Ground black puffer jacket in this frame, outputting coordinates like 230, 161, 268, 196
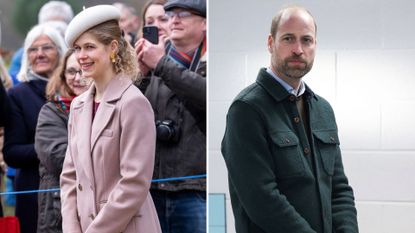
35, 101, 68, 233
136, 54, 206, 191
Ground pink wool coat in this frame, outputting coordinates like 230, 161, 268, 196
60, 75, 161, 233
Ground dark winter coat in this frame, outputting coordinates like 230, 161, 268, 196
3, 78, 47, 233
35, 101, 68, 233
136, 54, 206, 191
0, 80, 7, 127
0, 79, 6, 218
222, 68, 358, 233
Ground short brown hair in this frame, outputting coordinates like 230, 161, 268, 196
270, 6, 317, 39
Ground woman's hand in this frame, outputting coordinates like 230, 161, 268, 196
135, 36, 167, 71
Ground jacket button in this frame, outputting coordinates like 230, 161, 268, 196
293, 117, 300, 123
78, 184, 83, 191
304, 147, 310, 154
89, 214, 95, 220
289, 95, 296, 102
284, 138, 290, 144
330, 137, 335, 142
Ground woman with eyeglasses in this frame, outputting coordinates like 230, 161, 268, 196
34, 49, 92, 233
3, 24, 66, 233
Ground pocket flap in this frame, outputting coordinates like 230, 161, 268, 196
271, 131, 299, 147
101, 129, 113, 137
313, 130, 339, 145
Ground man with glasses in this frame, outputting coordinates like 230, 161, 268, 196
134, 0, 206, 232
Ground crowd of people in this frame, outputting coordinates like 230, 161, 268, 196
0, 0, 206, 233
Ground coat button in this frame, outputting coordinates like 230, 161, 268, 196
78, 184, 83, 191
89, 214, 95, 220
330, 136, 335, 142
293, 117, 300, 123
304, 147, 310, 154
284, 138, 290, 144
289, 95, 296, 102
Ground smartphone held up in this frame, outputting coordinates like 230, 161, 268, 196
143, 26, 159, 44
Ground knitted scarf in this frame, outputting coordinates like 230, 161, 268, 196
167, 36, 206, 71
52, 93, 75, 114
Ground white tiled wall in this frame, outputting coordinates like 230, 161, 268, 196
208, 0, 415, 232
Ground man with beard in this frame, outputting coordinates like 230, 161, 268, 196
221, 6, 359, 233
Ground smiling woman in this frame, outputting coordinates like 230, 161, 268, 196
60, 5, 161, 233
27, 37, 59, 78
139, 0, 170, 40
17, 25, 66, 82
34, 48, 92, 233
3, 24, 67, 233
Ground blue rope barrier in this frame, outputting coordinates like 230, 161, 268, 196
0, 188, 61, 195
0, 174, 206, 196
151, 174, 206, 183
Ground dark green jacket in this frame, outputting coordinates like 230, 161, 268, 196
221, 68, 358, 233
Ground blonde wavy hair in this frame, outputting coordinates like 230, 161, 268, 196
87, 20, 138, 79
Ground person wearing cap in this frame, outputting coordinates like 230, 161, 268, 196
60, 5, 161, 233
134, 0, 206, 232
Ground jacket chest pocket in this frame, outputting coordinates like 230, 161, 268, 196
313, 130, 340, 176
270, 131, 305, 179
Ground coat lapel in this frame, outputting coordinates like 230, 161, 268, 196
90, 75, 132, 151
90, 102, 115, 151
73, 85, 95, 183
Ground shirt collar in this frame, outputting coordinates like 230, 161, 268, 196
266, 67, 305, 97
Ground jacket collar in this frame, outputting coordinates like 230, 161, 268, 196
76, 74, 132, 105
27, 70, 49, 82
26, 79, 48, 102
71, 75, 132, 183
256, 67, 316, 102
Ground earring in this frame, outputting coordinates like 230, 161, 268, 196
110, 52, 116, 63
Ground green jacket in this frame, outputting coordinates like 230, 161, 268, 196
221, 68, 358, 233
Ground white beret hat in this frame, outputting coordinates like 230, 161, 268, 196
65, 5, 120, 47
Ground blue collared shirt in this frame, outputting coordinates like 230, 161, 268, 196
266, 67, 305, 97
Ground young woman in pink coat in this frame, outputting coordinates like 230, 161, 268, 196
60, 5, 161, 233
